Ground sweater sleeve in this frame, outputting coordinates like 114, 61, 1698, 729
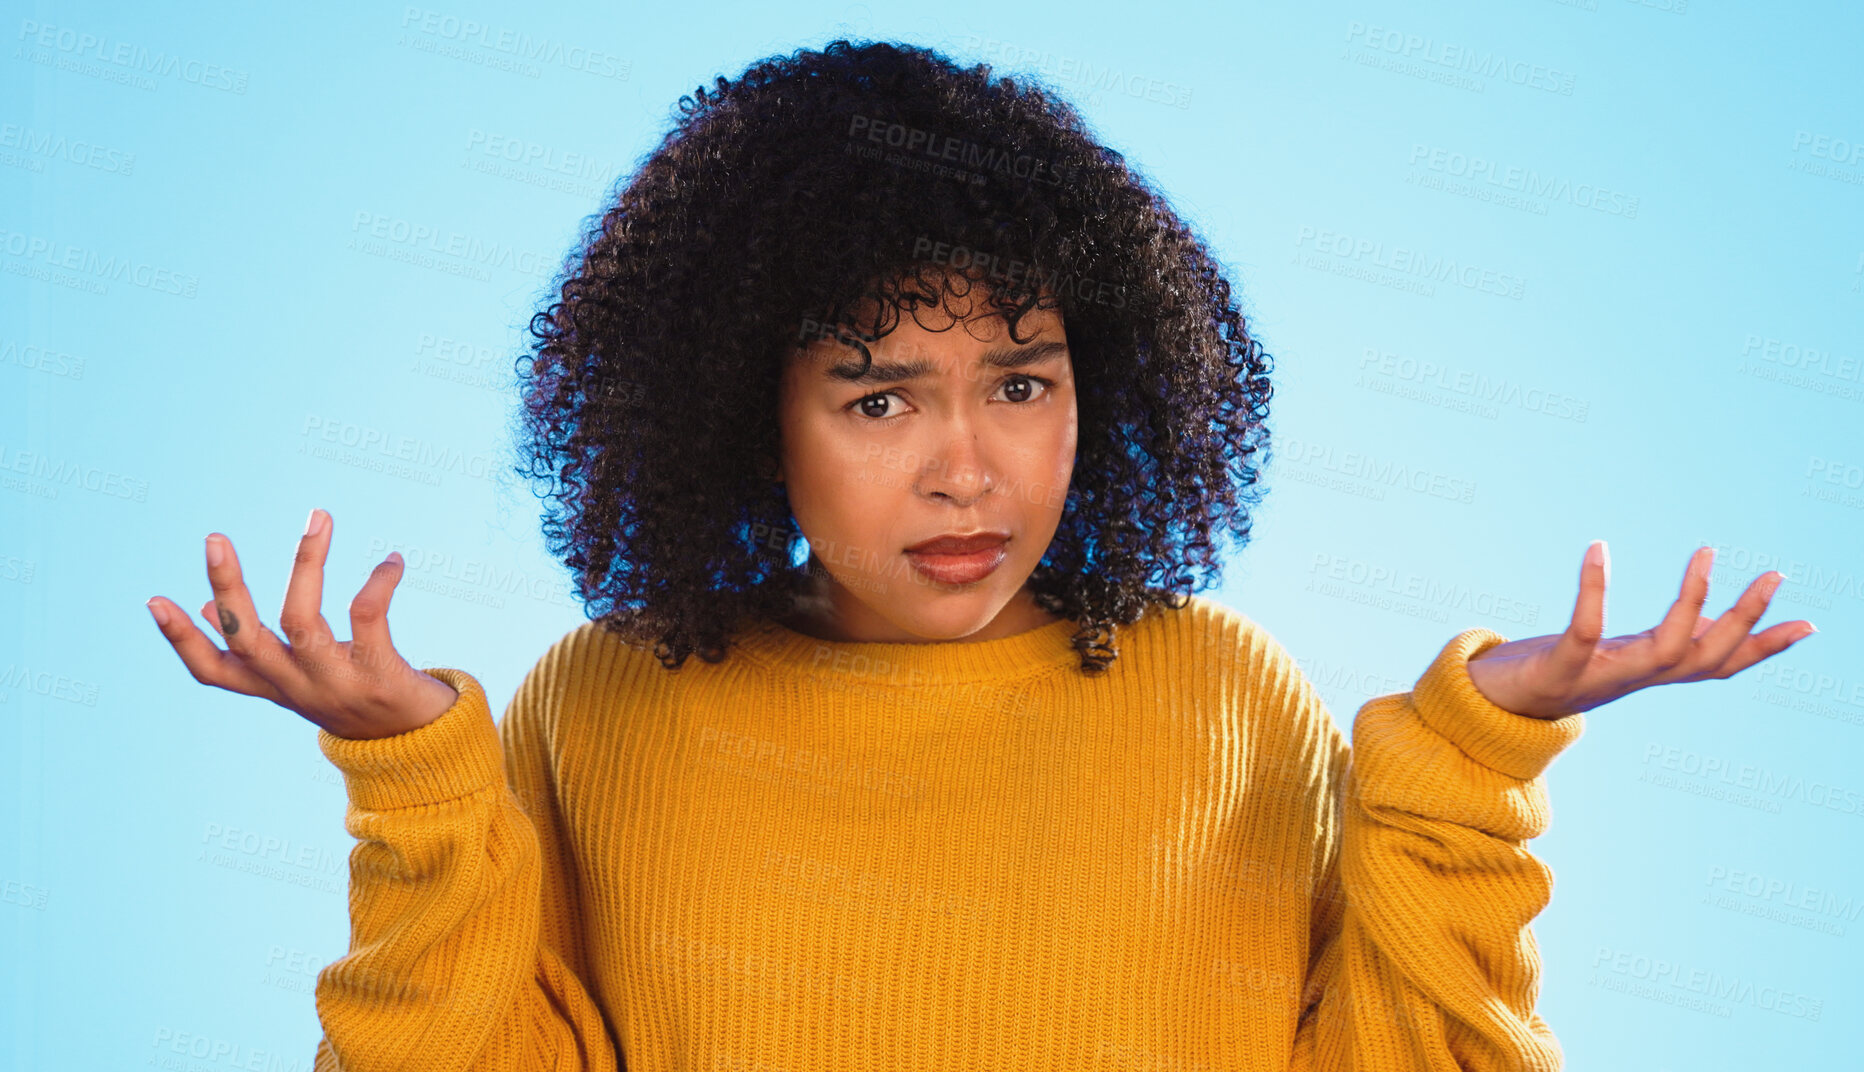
310, 661, 621, 1072
1284, 628, 1586, 1072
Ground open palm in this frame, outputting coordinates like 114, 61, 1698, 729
1465, 541, 1817, 720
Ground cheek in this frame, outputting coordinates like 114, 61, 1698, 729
1029, 412, 1076, 517
820, 426, 914, 498
1053, 420, 1078, 469
1031, 410, 1077, 481
785, 422, 899, 529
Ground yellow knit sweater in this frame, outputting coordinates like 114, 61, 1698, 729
311, 594, 1585, 1071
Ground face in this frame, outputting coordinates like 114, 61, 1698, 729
775, 283, 1077, 643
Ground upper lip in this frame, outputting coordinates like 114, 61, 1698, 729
905, 530, 1010, 555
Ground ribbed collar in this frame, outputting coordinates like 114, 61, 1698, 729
730, 614, 1086, 686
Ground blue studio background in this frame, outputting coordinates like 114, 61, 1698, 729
5, 1, 1862, 1067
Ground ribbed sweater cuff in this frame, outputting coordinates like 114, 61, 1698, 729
315, 668, 504, 810
1413, 629, 1586, 782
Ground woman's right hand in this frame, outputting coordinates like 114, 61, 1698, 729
146, 508, 461, 741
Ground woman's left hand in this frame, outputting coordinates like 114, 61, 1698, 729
1465, 541, 1818, 720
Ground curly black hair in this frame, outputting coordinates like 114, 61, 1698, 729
511, 38, 1277, 674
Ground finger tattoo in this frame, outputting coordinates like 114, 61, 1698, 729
218, 605, 240, 636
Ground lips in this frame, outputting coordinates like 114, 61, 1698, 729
904, 536, 1009, 586
904, 532, 1010, 555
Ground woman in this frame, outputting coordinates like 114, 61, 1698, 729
146, 39, 1812, 1071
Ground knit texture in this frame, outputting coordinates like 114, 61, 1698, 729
311, 594, 1585, 1071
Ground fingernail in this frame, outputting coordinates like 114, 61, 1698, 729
1585, 541, 1603, 567
206, 535, 225, 567
1805, 623, 1818, 634
146, 599, 167, 627
304, 508, 323, 537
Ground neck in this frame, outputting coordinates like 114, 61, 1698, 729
776, 567, 1063, 644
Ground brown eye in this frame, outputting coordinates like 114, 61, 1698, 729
851, 392, 905, 422
997, 375, 1052, 404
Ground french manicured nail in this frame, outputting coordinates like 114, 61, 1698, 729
206, 535, 225, 567
146, 599, 167, 627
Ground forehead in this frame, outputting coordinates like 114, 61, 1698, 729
790, 295, 1067, 378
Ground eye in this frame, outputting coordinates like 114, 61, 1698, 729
848, 391, 908, 423
844, 374, 1056, 424
996, 374, 1053, 404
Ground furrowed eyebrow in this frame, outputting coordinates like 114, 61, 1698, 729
823, 339, 1070, 385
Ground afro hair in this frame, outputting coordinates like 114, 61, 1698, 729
512, 38, 1277, 673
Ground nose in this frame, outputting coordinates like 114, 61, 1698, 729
912, 425, 996, 506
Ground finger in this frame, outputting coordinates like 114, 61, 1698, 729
204, 532, 309, 693
147, 595, 289, 702
350, 551, 408, 680
1683, 568, 1785, 676
1647, 545, 1714, 669
278, 508, 337, 661
1705, 619, 1818, 680
1545, 539, 1608, 683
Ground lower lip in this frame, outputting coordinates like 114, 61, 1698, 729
905, 542, 1008, 586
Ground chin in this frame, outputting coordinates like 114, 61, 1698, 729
893, 592, 1011, 638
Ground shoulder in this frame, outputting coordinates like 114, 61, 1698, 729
1129, 591, 1282, 676
506, 617, 666, 730
1140, 594, 1340, 738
